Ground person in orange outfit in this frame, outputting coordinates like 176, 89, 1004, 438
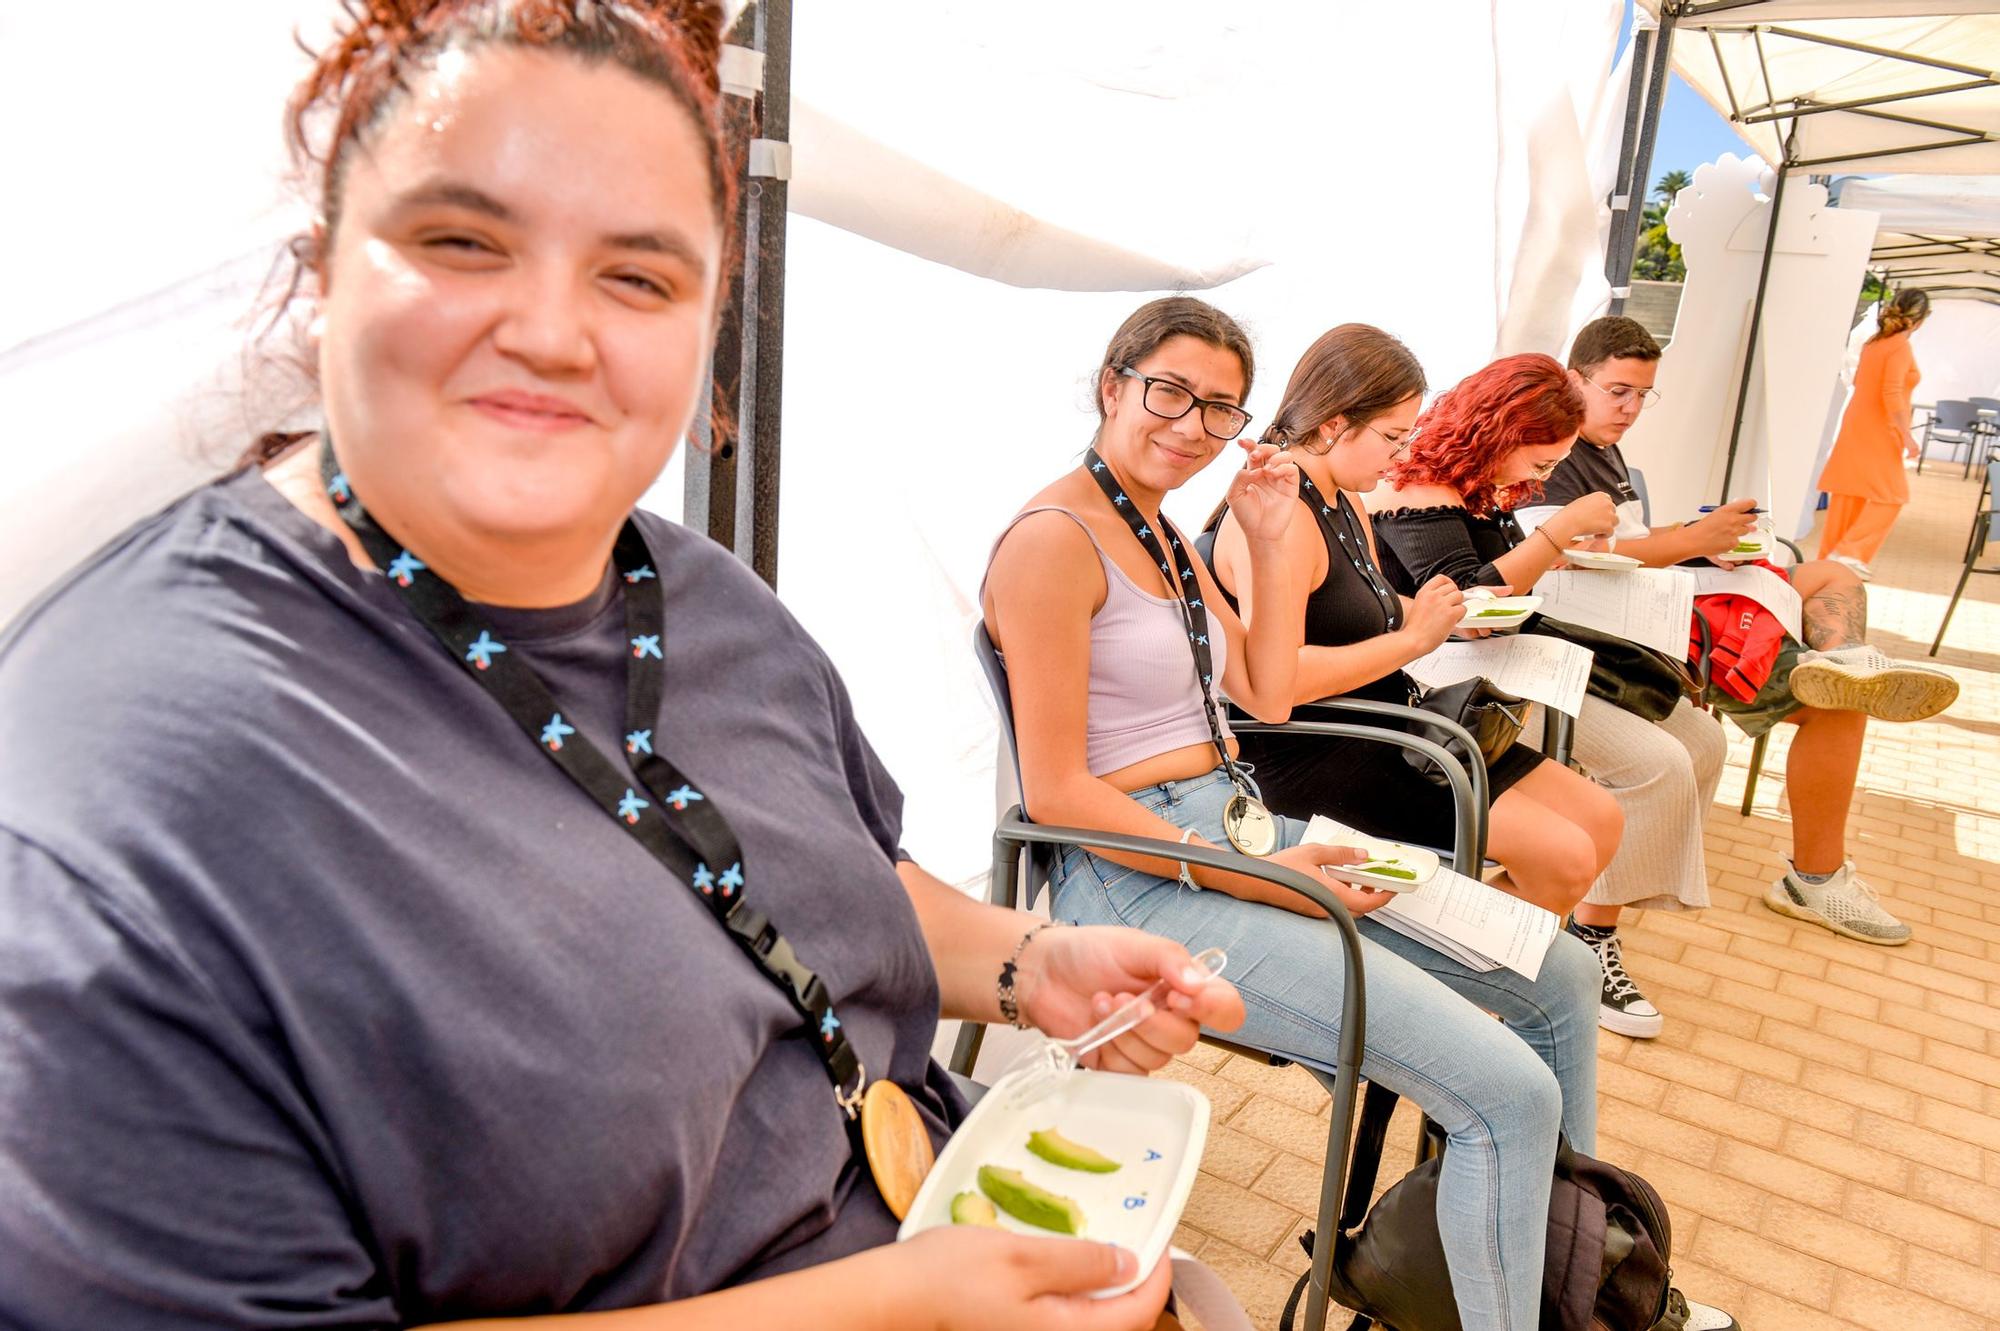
1817, 288, 1929, 579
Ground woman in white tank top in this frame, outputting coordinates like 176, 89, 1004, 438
982, 299, 1608, 1331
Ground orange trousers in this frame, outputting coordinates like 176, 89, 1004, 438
1817, 493, 1904, 564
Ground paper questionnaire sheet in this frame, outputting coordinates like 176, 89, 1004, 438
1405, 634, 1594, 719
1303, 816, 1560, 980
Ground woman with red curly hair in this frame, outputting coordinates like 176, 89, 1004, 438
1370, 354, 1729, 1041
0, 4, 1245, 1328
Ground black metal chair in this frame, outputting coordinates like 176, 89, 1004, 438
1931, 460, 2000, 655
1918, 399, 1983, 476
960, 621, 1476, 1331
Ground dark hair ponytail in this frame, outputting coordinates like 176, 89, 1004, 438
1872, 288, 1930, 341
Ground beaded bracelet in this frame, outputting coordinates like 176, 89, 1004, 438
997, 920, 1065, 1028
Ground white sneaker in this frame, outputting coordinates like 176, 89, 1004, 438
1828, 553, 1873, 580
1791, 645, 1958, 722
1681, 1295, 1741, 1330
1764, 861, 1913, 946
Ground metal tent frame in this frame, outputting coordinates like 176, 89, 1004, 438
687, 0, 794, 589
1608, 2, 2000, 499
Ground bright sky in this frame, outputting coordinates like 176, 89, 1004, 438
1615, 4, 1762, 201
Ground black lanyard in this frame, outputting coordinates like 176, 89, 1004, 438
1293, 470, 1402, 633
1082, 448, 1245, 788
318, 441, 867, 1116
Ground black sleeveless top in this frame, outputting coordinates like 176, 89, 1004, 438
1212, 481, 1412, 706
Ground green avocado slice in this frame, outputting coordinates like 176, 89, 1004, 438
977, 1165, 1087, 1235
1026, 1127, 1122, 1174
950, 1190, 1001, 1227
1357, 862, 1418, 880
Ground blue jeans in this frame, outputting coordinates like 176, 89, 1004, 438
1050, 769, 1599, 1331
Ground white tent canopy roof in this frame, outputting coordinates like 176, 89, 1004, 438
1644, 1, 2000, 173
1831, 172, 2000, 299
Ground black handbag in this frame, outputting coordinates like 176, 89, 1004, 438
1403, 676, 1529, 787
1525, 617, 1692, 724
1282, 1086, 1685, 1331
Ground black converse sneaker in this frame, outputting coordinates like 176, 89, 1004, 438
1567, 920, 1663, 1038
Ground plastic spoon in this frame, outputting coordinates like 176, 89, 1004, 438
1002, 947, 1228, 1108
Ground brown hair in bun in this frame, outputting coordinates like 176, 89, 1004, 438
289, 0, 735, 254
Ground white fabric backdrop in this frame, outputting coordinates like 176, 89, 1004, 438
1, 1, 1630, 887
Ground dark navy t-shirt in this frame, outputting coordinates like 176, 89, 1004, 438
0, 468, 963, 1327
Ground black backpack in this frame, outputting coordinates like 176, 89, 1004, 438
1282, 1083, 1685, 1331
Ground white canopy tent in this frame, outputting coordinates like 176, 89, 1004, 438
1, 1, 1636, 889
1833, 172, 2000, 302
1603, 3, 2000, 528
1649, 2, 2000, 174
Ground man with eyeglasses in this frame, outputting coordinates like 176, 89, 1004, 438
1514, 317, 1958, 1039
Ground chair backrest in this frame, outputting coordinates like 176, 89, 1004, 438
1627, 464, 1652, 524
1935, 399, 1979, 431
1969, 397, 2000, 415
1192, 525, 1220, 575
973, 621, 1025, 798
971, 621, 1054, 910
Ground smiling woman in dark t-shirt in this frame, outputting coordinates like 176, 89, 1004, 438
0, 7, 1244, 1329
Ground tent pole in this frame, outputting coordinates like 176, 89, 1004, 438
742, 0, 791, 588
1719, 126, 1797, 503
1606, 4, 1678, 314
692, 0, 792, 590
1603, 23, 1652, 310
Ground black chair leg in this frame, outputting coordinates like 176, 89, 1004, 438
1742, 731, 1770, 816
1931, 561, 1977, 655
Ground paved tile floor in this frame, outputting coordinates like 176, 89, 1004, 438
1172, 464, 2000, 1330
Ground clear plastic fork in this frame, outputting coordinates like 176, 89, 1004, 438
1001, 947, 1228, 1108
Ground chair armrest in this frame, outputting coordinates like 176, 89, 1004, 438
1776, 536, 1804, 565
1690, 609, 1714, 692
1231, 718, 1485, 868
1292, 698, 1492, 843
970, 808, 1373, 1331
963, 809, 1370, 1080
1540, 708, 1575, 768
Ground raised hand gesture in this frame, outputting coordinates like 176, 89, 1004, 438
1225, 440, 1301, 545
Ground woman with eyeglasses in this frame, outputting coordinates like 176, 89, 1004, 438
1206, 326, 1621, 916
983, 301, 1607, 1331
1368, 354, 1728, 958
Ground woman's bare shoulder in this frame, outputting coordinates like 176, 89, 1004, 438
1365, 481, 1464, 514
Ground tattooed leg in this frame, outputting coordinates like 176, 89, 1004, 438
1793, 561, 1868, 649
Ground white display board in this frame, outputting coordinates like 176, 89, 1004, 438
1617, 155, 1876, 544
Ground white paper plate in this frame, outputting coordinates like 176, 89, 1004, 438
897, 1066, 1209, 1297
1563, 549, 1643, 571
1457, 593, 1541, 627
1331, 835, 1441, 892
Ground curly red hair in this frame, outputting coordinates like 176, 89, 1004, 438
1386, 353, 1585, 516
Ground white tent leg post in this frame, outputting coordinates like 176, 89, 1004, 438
1720, 124, 1799, 504
1605, 4, 1679, 314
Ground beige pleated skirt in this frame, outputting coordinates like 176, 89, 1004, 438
1526, 695, 1726, 911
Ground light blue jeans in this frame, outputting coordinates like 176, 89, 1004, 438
1050, 769, 1599, 1331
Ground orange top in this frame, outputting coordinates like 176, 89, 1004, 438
1819, 331, 1918, 504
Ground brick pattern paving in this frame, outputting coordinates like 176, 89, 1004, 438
1174, 465, 2000, 1330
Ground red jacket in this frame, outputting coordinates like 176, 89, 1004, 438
1689, 560, 1792, 704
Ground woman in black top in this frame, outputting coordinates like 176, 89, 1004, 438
1370, 354, 1742, 1049
1210, 328, 1619, 914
